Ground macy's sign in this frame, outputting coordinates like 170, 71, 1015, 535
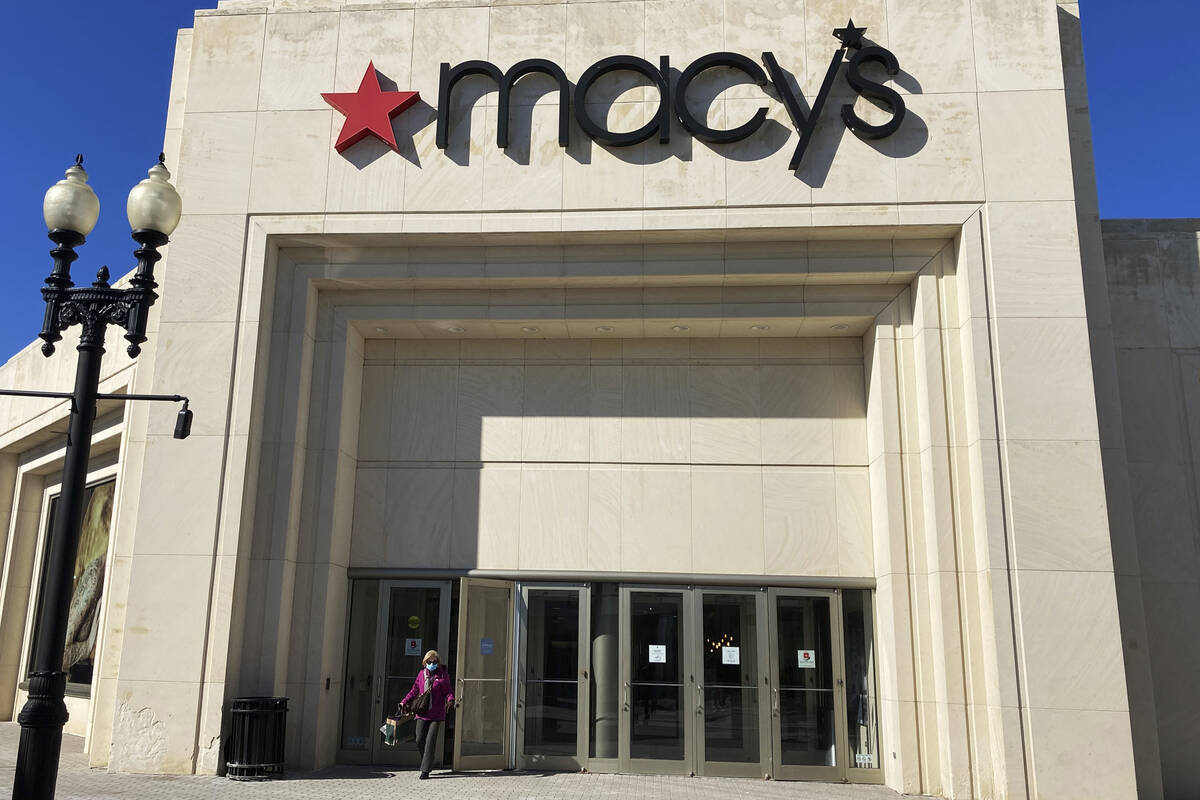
322, 19, 907, 172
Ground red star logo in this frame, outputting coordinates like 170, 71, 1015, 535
322, 62, 420, 153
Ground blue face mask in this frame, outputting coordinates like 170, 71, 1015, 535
425, 662, 438, 672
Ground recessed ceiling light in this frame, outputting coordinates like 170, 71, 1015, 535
446, 326, 466, 334
521, 326, 540, 333
671, 325, 690, 333
595, 325, 614, 333
750, 324, 770, 332
831, 323, 849, 331
374, 326, 388, 334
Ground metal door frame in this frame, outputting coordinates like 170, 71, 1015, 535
336, 579, 382, 766
514, 583, 591, 771
766, 587, 847, 782
691, 586, 770, 779
372, 580, 453, 766
452, 577, 515, 772
618, 584, 695, 776
842, 589, 886, 784
335, 579, 452, 766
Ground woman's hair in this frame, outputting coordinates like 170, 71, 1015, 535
422, 650, 441, 665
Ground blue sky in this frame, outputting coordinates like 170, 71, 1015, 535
0, 1, 1195, 366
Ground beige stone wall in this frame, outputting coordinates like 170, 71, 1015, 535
1101, 219, 1200, 800
0, 0, 1145, 798
353, 338, 870, 576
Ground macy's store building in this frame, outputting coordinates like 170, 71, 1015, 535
1, 1, 1198, 798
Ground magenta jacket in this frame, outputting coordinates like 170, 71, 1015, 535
400, 666, 455, 721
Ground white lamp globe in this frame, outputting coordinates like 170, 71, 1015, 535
43, 157, 100, 236
126, 158, 182, 236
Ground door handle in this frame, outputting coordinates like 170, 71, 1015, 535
457, 678, 464, 708
772, 687, 779, 713
624, 681, 630, 709
697, 684, 704, 715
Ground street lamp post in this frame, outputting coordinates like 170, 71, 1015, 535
12, 154, 182, 800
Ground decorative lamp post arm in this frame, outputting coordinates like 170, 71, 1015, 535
37, 232, 167, 360
39, 231, 86, 357
123, 229, 166, 358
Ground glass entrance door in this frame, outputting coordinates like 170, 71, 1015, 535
453, 578, 514, 771
767, 589, 845, 781
842, 589, 883, 782
376, 582, 451, 765
619, 588, 693, 775
516, 585, 590, 770
337, 580, 452, 766
694, 590, 769, 778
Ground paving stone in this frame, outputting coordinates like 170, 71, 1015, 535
0, 722, 930, 800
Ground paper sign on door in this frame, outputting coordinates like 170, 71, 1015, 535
648, 645, 666, 663
797, 649, 816, 668
404, 638, 422, 656
722, 646, 740, 665
480, 637, 495, 656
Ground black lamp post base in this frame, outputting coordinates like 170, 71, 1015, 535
14, 672, 69, 800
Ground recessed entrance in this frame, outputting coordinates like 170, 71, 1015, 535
339, 578, 880, 782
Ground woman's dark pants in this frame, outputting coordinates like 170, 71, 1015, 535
414, 719, 442, 774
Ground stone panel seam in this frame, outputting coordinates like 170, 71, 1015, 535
323, 10, 346, 221
934, 244, 978, 798
1166, 345, 1200, 577
187, 213, 257, 773
965, 0, 987, 207
880, 0, 900, 222
892, 325, 925, 791
976, 206, 1036, 799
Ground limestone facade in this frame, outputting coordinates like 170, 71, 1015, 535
0, 0, 1190, 797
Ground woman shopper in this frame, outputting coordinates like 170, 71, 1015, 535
400, 649, 455, 779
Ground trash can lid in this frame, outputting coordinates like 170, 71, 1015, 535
230, 696, 288, 710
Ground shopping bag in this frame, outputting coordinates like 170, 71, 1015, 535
380, 712, 415, 747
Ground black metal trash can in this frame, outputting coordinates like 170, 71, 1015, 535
225, 697, 288, 780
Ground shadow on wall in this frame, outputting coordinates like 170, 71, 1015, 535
349, 64, 926, 184
1102, 218, 1200, 800
349, 349, 871, 578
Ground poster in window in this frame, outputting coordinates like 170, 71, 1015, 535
29, 480, 115, 690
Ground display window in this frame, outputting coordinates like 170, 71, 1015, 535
26, 479, 116, 695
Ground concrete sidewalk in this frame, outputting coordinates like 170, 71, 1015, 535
0, 722, 927, 799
